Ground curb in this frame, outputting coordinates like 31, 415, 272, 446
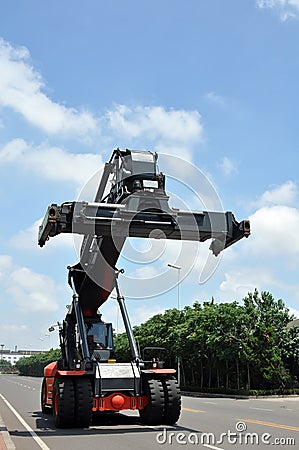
181, 390, 299, 399
0, 413, 16, 450
181, 391, 250, 399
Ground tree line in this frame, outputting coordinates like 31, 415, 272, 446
15, 348, 61, 376
115, 290, 299, 392
15, 290, 299, 393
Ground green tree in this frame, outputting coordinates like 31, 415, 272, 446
113, 333, 131, 362
109, 290, 299, 391
241, 290, 294, 389
16, 348, 61, 376
0, 359, 14, 373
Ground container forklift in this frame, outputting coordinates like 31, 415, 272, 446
38, 149, 250, 427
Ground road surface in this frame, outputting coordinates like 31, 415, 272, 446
0, 374, 298, 449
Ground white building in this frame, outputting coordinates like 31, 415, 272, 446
0, 350, 44, 366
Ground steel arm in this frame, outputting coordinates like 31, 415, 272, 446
38, 198, 250, 255
38, 149, 250, 317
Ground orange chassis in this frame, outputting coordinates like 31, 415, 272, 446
43, 361, 175, 413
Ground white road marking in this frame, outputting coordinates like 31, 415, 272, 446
0, 393, 50, 450
4, 378, 37, 391
203, 444, 224, 450
249, 407, 273, 412
203, 401, 218, 405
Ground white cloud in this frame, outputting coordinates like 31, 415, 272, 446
0, 324, 28, 333
243, 182, 299, 262
0, 38, 97, 137
248, 204, 299, 258
246, 181, 299, 260
0, 138, 103, 186
256, 0, 299, 20
107, 104, 202, 141
155, 144, 194, 160
106, 104, 203, 159
0, 37, 205, 162
219, 156, 238, 177
130, 304, 165, 326
158, 153, 223, 210
7, 268, 59, 313
10, 219, 47, 250
218, 267, 299, 305
252, 181, 298, 208
219, 268, 273, 298
0, 255, 15, 277
0, 254, 60, 313
119, 236, 222, 299
10, 218, 75, 250
212, 181, 299, 312
100, 298, 165, 332
131, 264, 162, 280
288, 306, 299, 318
218, 265, 299, 308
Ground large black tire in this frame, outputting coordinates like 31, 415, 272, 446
41, 378, 52, 414
73, 377, 93, 428
139, 378, 165, 425
53, 378, 75, 428
162, 377, 181, 424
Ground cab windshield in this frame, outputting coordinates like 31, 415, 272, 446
85, 321, 113, 350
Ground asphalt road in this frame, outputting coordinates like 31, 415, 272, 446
0, 374, 299, 450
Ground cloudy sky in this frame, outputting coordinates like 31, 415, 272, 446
0, 0, 298, 351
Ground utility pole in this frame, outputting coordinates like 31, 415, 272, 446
167, 264, 181, 310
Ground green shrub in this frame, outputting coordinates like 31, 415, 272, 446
15, 348, 61, 377
181, 385, 299, 396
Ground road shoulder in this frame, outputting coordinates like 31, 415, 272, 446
0, 412, 16, 450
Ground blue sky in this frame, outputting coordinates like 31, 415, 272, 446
0, 0, 298, 351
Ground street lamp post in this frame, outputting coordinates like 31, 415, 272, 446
167, 263, 181, 310
167, 263, 182, 386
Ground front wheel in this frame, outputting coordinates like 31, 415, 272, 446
162, 377, 181, 424
41, 378, 52, 414
73, 377, 93, 428
139, 378, 165, 425
53, 378, 75, 428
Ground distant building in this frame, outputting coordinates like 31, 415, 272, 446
0, 349, 44, 366
286, 318, 299, 328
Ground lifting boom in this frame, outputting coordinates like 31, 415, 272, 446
38, 149, 250, 316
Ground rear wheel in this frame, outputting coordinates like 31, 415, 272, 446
162, 377, 181, 424
73, 377, 93, 428
139, 378, 165, 425
53, 378, 75, 428
41, 378, 52, 414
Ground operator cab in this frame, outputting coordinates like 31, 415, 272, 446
107, 149, 166, 204
85, 318, 114, 362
